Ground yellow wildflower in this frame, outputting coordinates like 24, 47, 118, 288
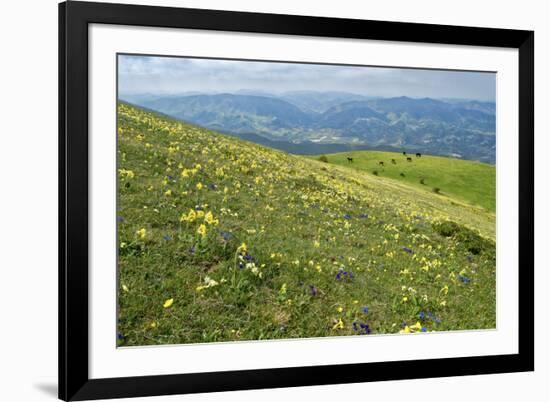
197, 224, 207, 238
204, 211, 219, 225
163, 298, 174, 308
332, 318, 345, 330
180, 209, 196, 222
196, 182, 203, 190
136, 228, 146, 239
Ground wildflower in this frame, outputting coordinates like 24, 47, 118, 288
458, 275, 471, 284
196, 276, 219, 291
343, 214, 352, 220
440, 285, 449, 295
337, 306, 344, 313
164, 189, 172, 196
335, 270, 354, 281
204, 211, 219, 225
402, 246, 414, 254
359, 323, 371, 334
237, 242, 247, 254
308, 284, 318, 296
197, 224, 207, 238
314, 240, 320, 248
332, 318, 345, 330
122, 284, 129, 293
163, 235, 172, 241
180, 209, 197, 222
196, 182, 203, 190
136, 228, 146, 239
362, 306, 369, 314
419, 311, 426, 320
163, 298, 174, 308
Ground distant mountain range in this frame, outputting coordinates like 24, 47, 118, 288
120, 91, 496, 163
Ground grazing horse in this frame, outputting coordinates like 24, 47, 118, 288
407, 157, 412, 162
391, 159, 396, 164
378, 161, 384, 166
402, 151, 407, 156
347, 157, 353, 163
416, 153, 421, 158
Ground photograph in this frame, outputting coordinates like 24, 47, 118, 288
116, 54, 497, 347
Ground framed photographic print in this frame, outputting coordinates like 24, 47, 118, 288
59, 1, 534, 400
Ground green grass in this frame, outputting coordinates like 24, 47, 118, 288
117, 102, 496, 346
309, 150, 496, 212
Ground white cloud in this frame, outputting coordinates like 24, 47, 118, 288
118, 54, 495, 101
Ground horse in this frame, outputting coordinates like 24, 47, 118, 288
416, 153, 421, 158
407, 157, 412, 162
378, 161, 385, 166
391, 159, 396, 164
402, 152, 407, 156
347, 157, 353, 163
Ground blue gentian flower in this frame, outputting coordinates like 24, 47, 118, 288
458, 275, 471, 284
402, 247, 414, 254
362, 306, 369, 313
163, 235, 172, 241
359, 323, 371, 334
343, 214, 352, 220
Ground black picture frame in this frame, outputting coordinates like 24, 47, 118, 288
59, 1, 534, 400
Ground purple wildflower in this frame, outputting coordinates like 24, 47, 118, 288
362, 306, 369, 314
458, 275, 471, 284
402, 247, 414, 254
308, 284, 318, 296
163, 235, 172, 241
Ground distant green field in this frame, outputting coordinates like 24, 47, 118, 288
309, 151, 495, 212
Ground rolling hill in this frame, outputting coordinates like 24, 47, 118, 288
117, 102, 495, 346
121, 92, 496, 163
309, 151, 496, 212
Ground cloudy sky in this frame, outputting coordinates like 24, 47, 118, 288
118, 54, 496, 101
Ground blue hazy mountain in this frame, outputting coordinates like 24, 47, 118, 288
120, 92, 496, 163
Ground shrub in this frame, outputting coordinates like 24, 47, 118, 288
372, 170, 379, 176
432, 221, 495, 256
318, 155, 329, 163
433, 187, 441, 194
400, 172, 405, 177
420, 178, 425, 185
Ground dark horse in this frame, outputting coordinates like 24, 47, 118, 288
402, 151, 407, 156
347, 157, 353, 163
391, 159, 396, 164
407, 157, 412, 162
416, 153, 422, 158
378, 161, 385, 166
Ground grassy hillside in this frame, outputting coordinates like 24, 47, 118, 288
117, 103, 496, 346
309, 151, 495, 212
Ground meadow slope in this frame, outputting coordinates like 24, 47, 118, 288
309, 151, 496, 212
117, 103, 496, 346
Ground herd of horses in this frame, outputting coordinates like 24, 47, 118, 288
346, 152, 421, 164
